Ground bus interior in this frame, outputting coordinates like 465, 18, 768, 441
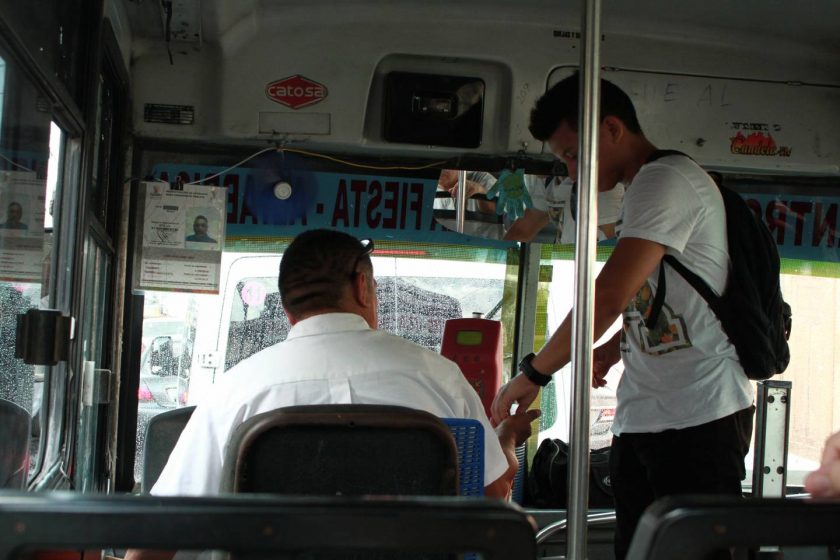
0, 0, 838, 558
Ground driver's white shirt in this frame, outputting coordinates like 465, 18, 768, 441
151, 312, 508, 496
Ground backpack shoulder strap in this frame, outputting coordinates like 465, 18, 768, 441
642, 149, 724, 328
646, 263, 667, 330
645, 149, 693, 164
646, 256, 723, 329
663, 255, 722, 312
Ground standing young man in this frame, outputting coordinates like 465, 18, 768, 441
491, 74, 754, 559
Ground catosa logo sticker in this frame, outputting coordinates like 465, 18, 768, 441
266, 75, 328, 109
730, 131, 792, 157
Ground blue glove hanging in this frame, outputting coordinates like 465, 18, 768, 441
485, 168, 532, 222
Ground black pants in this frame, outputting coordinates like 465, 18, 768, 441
609, 406, 755, 560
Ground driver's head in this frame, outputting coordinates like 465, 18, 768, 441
279, 229, 377, 327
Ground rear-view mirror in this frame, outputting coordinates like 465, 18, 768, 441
433, 168, 623, 244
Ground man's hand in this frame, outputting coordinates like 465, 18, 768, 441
592, 331, 621, 388
439, 170, 486, 198
495, 408, 542, 447
805, 431, 840, 498
491, 373, 540, 425
485, 408, 541, 499
438, 170, 495, 212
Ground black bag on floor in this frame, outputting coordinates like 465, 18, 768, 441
525, 438, 614, 508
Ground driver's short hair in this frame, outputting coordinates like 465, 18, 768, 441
279, 229, 372, 316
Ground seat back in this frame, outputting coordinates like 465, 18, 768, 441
0, 492, 537, 560
0, 399, 30, 489
141, 406, 196, 492
222, 404, 459, 496
441, 418, 484, 496
627, 495, 840, 560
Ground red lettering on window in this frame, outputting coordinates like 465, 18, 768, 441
812, 203, 837, 248
367, 181, 382, 228
382, 182, 399, 229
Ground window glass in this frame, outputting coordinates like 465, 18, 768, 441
90, 72, 116, 229
0, 50, 56, 487
775, 270, 840, 484
537, 247, 621, 451
74, 234, 112, 491
0, 0, 86, 94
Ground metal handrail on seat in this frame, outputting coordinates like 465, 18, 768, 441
0, 491, 538, 560
536, 511, 616, 545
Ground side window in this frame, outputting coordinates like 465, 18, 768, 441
537, 251, 621, 451
0, 53, 62, 486
778, 269, 840, 485
135, 291, 202, 482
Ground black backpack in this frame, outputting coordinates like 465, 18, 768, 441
645, 150, 792, 380
525, 438, 613, 508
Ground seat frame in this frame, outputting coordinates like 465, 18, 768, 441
627, 495, 840, 560
0, 491, 536, 560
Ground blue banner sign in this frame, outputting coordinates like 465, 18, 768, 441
745, 191, 839, 263
152, 158, 839, 263
152, 157, 512, 248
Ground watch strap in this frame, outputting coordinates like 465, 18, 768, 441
519, 353, 552, 386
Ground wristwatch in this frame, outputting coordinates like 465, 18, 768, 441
518, 353, 553, 386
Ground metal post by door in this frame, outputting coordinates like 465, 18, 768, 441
752, 380, 792, 498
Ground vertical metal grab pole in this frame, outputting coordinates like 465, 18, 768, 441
568, 0, 602, 558
455, 170, 467, 233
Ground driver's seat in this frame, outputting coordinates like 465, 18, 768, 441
221, 404, 459, 496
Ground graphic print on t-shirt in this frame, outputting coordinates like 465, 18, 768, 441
621, 280, 693, 356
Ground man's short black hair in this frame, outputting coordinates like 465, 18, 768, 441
528, 73, 642, 141
279, 229, 373, 317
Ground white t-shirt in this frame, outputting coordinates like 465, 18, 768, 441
151, 312, 508, 496
527, 176, 624, 244
612, 154, 753, 435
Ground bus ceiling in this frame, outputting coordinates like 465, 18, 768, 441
112, 0, 840, 176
